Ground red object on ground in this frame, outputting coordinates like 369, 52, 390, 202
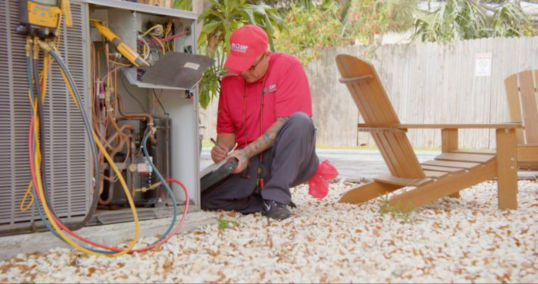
307, 160, 338, 199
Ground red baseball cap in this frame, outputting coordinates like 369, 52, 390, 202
224, 25, 268, 73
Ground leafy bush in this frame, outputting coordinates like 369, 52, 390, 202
197, 0, 282, 109
413, 0, 536, 43
275, 0, 415, 65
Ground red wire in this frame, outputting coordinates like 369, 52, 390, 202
28, 117, 190, 253
162, 32, 189, 42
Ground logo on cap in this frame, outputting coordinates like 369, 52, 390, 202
231, 43, 248, 53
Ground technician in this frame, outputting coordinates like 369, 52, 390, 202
201, 25, 327, 220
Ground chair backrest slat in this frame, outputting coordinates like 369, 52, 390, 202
505, 70, 538, 144
505, 74, 524, 144
519, 70, 538, 144
336, 54, 424, 178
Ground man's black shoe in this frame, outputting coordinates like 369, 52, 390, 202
262, 200, 291, 220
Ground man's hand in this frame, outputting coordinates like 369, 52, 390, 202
228, 149, 249, 174
210, 143, 230, 163
210, 134, 236, 163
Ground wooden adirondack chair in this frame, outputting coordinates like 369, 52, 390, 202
505, 70, 538, 170
336, 54, 521, 211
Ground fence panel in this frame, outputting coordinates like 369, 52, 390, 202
307, 36, 538, 149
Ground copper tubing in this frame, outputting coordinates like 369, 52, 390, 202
94, 42, 159, 204
112, 68, 156, 144
99, 161, 116, 205
105, 122, 131, 189
105, 44, 131, 155
99, 132, 136, 205
90, 43, 104, 196
129, 138, 136, 198
106, 115, 129, 153
106, 124, 134, 146
97, 44, 127, 204
113, 68, 153, 125
107, 125, 132, 169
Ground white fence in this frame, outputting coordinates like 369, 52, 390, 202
308, 36, 538, 149
200, 36, 538, 149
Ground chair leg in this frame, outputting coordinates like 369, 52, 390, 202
496, 128, 518, 209
339, 181, 401, 204
442, 128, 460, 199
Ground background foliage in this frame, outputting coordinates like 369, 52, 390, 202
196, 0, 282, 108
414, 0, 536, 43
173, 0, 537, 108
274, 0, 418, 64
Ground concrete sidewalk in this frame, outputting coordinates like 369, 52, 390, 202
201, 148, 538, 180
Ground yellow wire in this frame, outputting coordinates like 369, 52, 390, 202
164, 21, 172, 38
41, 50, 50, 101
20, 88, 38, 212
135, 181, 162, 193
21, 89, 36, 212
164, 21, 172, 52
142, 40, 150, 60
33, 115, 139, 257
20, 183, 34, 212
110, 60, 131, 67
141, 24, 162, 37
54, 14, 63, 48
20, 40, 51, 213
58, 52, 140, 256
55, 48, 140, 256
34, 41, 140, 257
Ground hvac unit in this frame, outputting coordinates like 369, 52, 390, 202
83, 0, 202, 216
0, 0, 92, 234
0, 0, 202, 235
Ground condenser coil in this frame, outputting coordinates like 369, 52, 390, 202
0, 0, 92, 234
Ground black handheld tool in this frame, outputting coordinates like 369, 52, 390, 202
200, 158, 239, 192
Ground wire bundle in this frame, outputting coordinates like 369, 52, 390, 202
137, 21, 189, 60
24, 36, 190, 257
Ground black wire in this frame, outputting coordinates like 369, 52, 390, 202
43, 47, 101, 230
31, 51, 51, 223
120, 75, 147, 112
31, 49, 78, 231
152, 89, 169, 116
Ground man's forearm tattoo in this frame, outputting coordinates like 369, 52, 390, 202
243, 117, 289, 159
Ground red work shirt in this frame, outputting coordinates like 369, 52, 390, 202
217, 53, 312, 149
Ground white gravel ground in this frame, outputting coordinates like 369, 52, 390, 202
1, 180, 537, 283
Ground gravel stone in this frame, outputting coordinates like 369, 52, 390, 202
0, 180, 536, 283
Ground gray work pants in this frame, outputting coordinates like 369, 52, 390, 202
201, 112, 319, 213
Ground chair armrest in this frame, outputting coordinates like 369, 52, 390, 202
356, 123, 406, 133
398, 122, 522, 129
356, 122, 521, 132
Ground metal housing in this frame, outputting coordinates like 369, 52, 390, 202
0, 0, 91, 233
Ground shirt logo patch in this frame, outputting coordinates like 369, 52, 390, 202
231, 43, 248, 53
263, 84, 277, 94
